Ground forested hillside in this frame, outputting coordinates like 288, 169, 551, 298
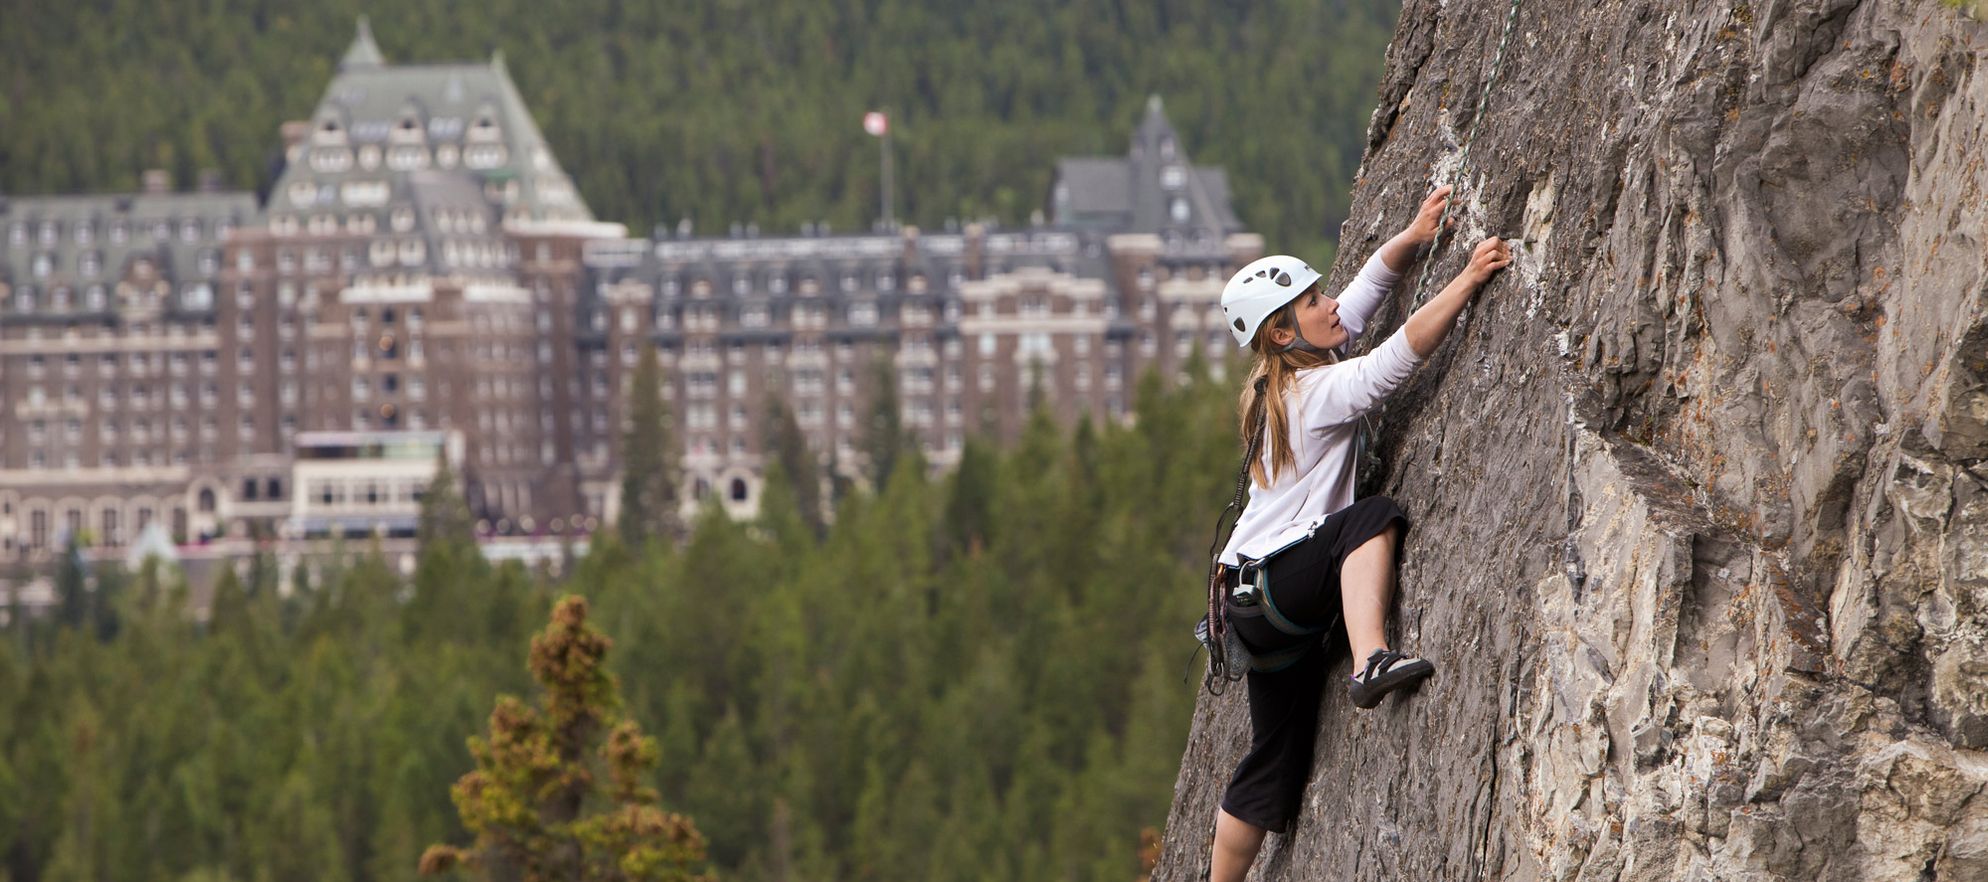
0, 362, 1245, 881
0, 0, 1397, 258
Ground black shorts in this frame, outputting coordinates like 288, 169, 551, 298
1218, 496, 1409, 833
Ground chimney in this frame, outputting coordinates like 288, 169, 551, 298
142, 169, 172, 194
280, 120, 311, 162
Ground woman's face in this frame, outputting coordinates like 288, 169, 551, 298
1267, 286, 1346, 351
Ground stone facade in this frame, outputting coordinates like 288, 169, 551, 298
0, 22, 1261, 563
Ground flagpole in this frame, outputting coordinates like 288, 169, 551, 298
881, 115, 894, 230
865, 110, 894, 230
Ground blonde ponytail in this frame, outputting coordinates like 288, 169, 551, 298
1237, 298, 1338, 488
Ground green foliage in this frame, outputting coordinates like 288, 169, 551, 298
419, 454, 477, 553
0, 365, 1250, 881
761, 396, 825, 538
859, 355, 911, 492
620, 344, 681, 548
419, 595, 713, 881
0, 0, 1398, 259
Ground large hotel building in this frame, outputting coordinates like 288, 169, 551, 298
0, 21, 1261, 564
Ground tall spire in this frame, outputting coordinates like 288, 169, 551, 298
339, 16, 386, 71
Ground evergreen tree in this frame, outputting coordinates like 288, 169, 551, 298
763, 394, 825, 537
859, 355, 909, 491
421, 595, 712, 881
53, 538, 89, 632
620, 344, 681, 547
418, 452, 477, 552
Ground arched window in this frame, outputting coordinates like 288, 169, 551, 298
197, 488, 217, 513
729, 478, 749, 502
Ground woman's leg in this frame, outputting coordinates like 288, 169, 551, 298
1211, 808, 1267, 882
1340, 522, 1400, 663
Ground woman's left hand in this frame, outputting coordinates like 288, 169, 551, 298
1407, 186, 1453, 245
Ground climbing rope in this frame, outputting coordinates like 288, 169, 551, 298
1355, 0, 1527, 483
1408, 0, 1527, 309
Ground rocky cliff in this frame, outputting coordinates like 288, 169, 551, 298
1156, 1, 1988, 879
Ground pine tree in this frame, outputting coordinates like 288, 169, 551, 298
420, 595, 712, 881
763, 394, 825, 537
53, 538, 89, 632
620, 344, 681, 547
859, 355, 908, 492
418, 451, 477, 552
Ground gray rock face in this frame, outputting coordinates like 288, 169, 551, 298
1156, 2, 1988, 879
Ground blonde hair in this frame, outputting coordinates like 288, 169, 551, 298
1238, 288, 1339, 488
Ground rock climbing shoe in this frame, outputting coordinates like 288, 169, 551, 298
1348, 648, 1435, 709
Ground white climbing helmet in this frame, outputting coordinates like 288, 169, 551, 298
1221, 255, 1322, 348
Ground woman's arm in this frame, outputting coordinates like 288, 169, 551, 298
1300, 329, 1426, 427
1379, 186, 1452, 273
1336, 186, 1454, 345
1405, 237, 1510, 357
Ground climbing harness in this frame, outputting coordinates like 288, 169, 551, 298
1198, 0, 1528, 693
1195, 379, 1345, 692
1197, 378, 1270, 692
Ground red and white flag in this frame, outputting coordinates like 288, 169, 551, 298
863, 111, 888, 137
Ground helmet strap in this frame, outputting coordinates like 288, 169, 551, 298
1277, 331, 1327, 354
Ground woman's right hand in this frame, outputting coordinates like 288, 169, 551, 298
1462, 237, 1512, 288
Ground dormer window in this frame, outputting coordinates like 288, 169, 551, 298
391, 115, 426, 145
74, 222, 94, 245
464, 144, 508, 170
314, 117, 347, 145
733, 274, 750, 295
878, 272, 895, 292
181, 219, 201, 242
288, 180, 317, 208
390, 206, 415, 232
108, 221, 127, 244
468, 115, 501, 143
358, 144, 381, 170
31, 253, 52, 279
311, 147, 353, 173
38, 221, 58, 247
1162, 166, 1186, 190
80, 251, 101, 277
435, 144, 459, 168
387, 145, 429, 171
1170, 197, 1190, 224
340, 180, 389, 207
841, 273, 859, 293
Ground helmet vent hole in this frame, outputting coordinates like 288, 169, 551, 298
1274, 272, 1292, 286
1233, 318, 1246, 331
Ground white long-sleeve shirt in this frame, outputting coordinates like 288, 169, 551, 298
1217, 252, 1422, 567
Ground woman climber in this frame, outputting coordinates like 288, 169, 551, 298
1205, 185, 1511, 880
